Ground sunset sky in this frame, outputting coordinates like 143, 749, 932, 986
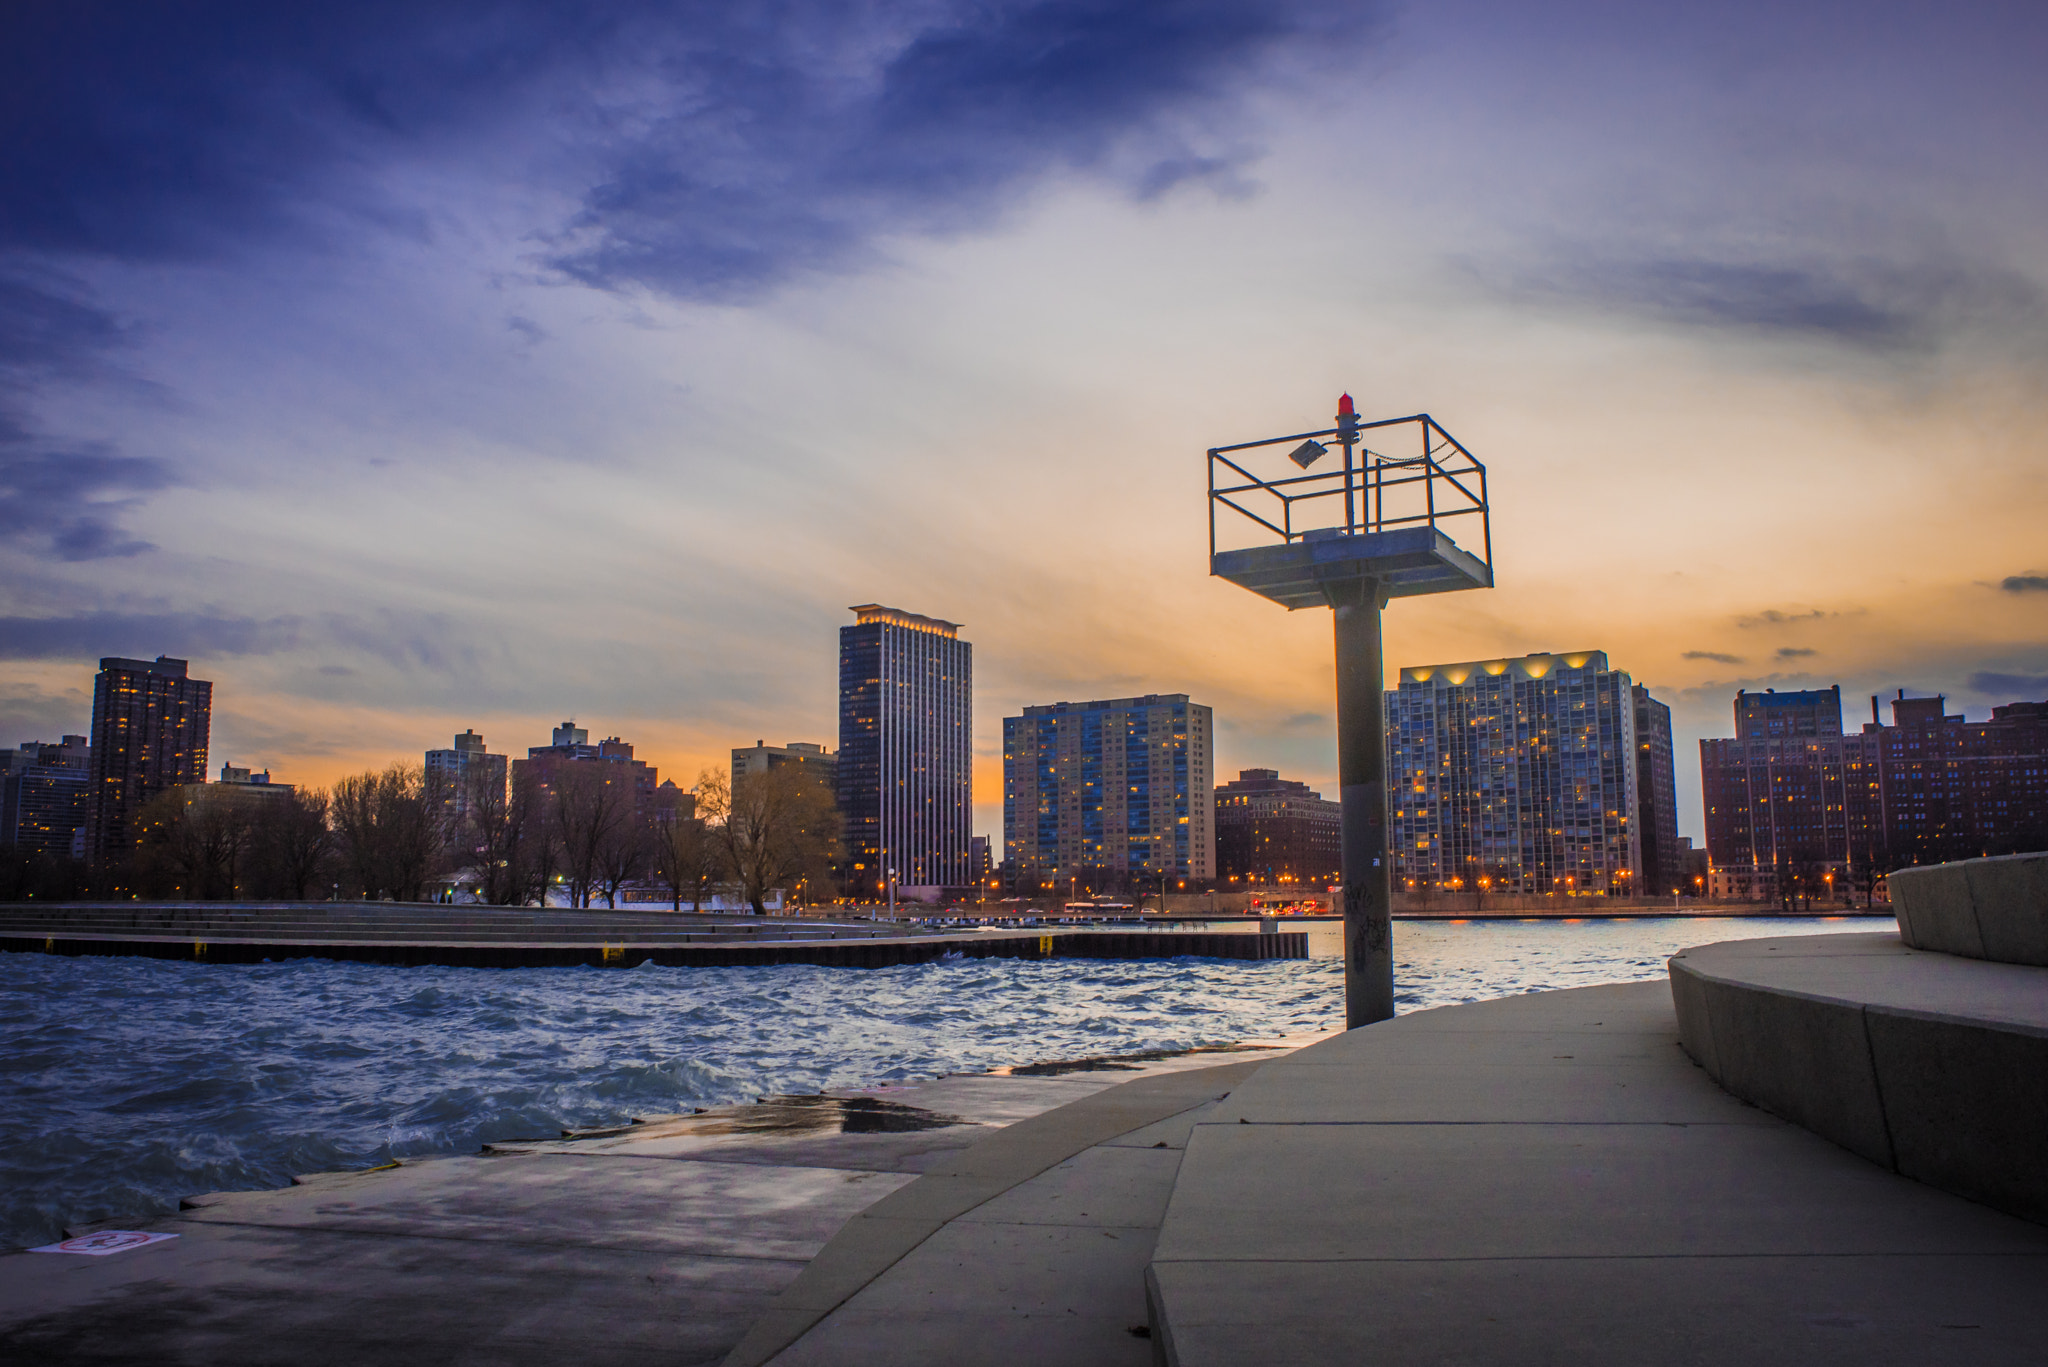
4, 0, 2045, 842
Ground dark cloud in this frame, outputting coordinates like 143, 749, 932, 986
1968, 672, 2048, 699
0, 611, 298, 661
0, 275, 173, 558
1682, 650, 1743, 664
1736, 608, 1833, 628
1776, 646, 1817, 659
2, 1, 1379, 299
0, 1, 1377, 549
2001, 575, 2048, 594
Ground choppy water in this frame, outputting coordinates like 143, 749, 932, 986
0, 916, 1886, 1248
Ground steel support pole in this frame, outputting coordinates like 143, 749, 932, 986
1332, 577, 1393, 1026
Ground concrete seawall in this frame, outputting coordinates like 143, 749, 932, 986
0, 902, 1306, 968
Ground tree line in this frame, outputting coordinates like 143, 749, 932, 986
1, 760, 840, 909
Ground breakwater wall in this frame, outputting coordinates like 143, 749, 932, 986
0, 902, 1305, 968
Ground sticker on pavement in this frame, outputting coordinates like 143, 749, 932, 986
31, 1231, 181, 1256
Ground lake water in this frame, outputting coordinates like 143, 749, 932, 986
0, 916, 1886, 1249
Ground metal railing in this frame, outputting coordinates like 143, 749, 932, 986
1208, 413, 1491, 569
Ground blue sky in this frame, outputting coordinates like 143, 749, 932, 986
4, 0, 2046, 840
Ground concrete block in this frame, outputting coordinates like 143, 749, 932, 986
1962, 852, 2048, 967
170, 1152, 915, 1261
1668, 956, 1720, 1077
1099, 1099, 1220, 1151
1866, 1007, 2048, 1226
1692, 975, 1895, 1168
1156, 1119, 2032, 1264
1148, 1251, 2048, 1367
773, 1303, 1153, 1367
1890, 862, 1986, 959
957, 1145, 1183, 1230
1206, 1053, 1759, 1126
813, 1218, 1159, 1318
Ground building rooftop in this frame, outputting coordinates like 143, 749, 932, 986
848, 604, 960, 638
1400, 651, 1608, 685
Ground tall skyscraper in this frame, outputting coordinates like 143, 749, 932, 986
1632, 684, 1681, 894
838, 605, 972, 892
1002, 694, 1214, 890
86, 655, 213, 863
1387, 651, 1646, 896
1214, 768, 1340, 889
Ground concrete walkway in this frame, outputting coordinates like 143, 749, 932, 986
1147, 980, 2048, 1365
731, 1058, 1266, 1366
0, 1052, 1277, 1365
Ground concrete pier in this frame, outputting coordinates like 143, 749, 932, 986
0, 902, 1305, 968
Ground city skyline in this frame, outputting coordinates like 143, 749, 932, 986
3, 3, 2045, 846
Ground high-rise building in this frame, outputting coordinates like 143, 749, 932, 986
1214, 768, 1340, 889
838, 605, 973, 892
86, 656, 212, 863
1002, 694, 1215, 890
732, 740, 838, 792
1700, 687, 1852, 900
426, 730, 509, 821
1, 735, 90, 859
1632, 684, 1681, 894
1387, 652, 1645, 896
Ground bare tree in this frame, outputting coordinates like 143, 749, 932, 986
332, 763, 446, 901
548, 763, 633, 909
594, 810, 650, 908
134, 787, 253, 899
248, 787, 333, 899
702, 763, 841, 915
649, 775, 720, 911
465, 765, 549, 906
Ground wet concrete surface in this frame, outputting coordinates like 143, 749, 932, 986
0, 1053, 1283, 1365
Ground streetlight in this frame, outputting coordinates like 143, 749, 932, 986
1208, 395, 1493, 1027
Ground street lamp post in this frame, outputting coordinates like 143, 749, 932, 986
1208, 395, 1494, 1027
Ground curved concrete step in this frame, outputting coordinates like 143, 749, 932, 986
1888, 850, 2048, 967
1670, 931, 2048, 1226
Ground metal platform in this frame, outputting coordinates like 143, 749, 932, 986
1211, 525, 1492, 610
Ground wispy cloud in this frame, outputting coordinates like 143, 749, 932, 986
1505, 250, 2043, 354
1776, 646, 1817, 659
2002, 575, 2048, 594
1682, 650, 1743, 664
